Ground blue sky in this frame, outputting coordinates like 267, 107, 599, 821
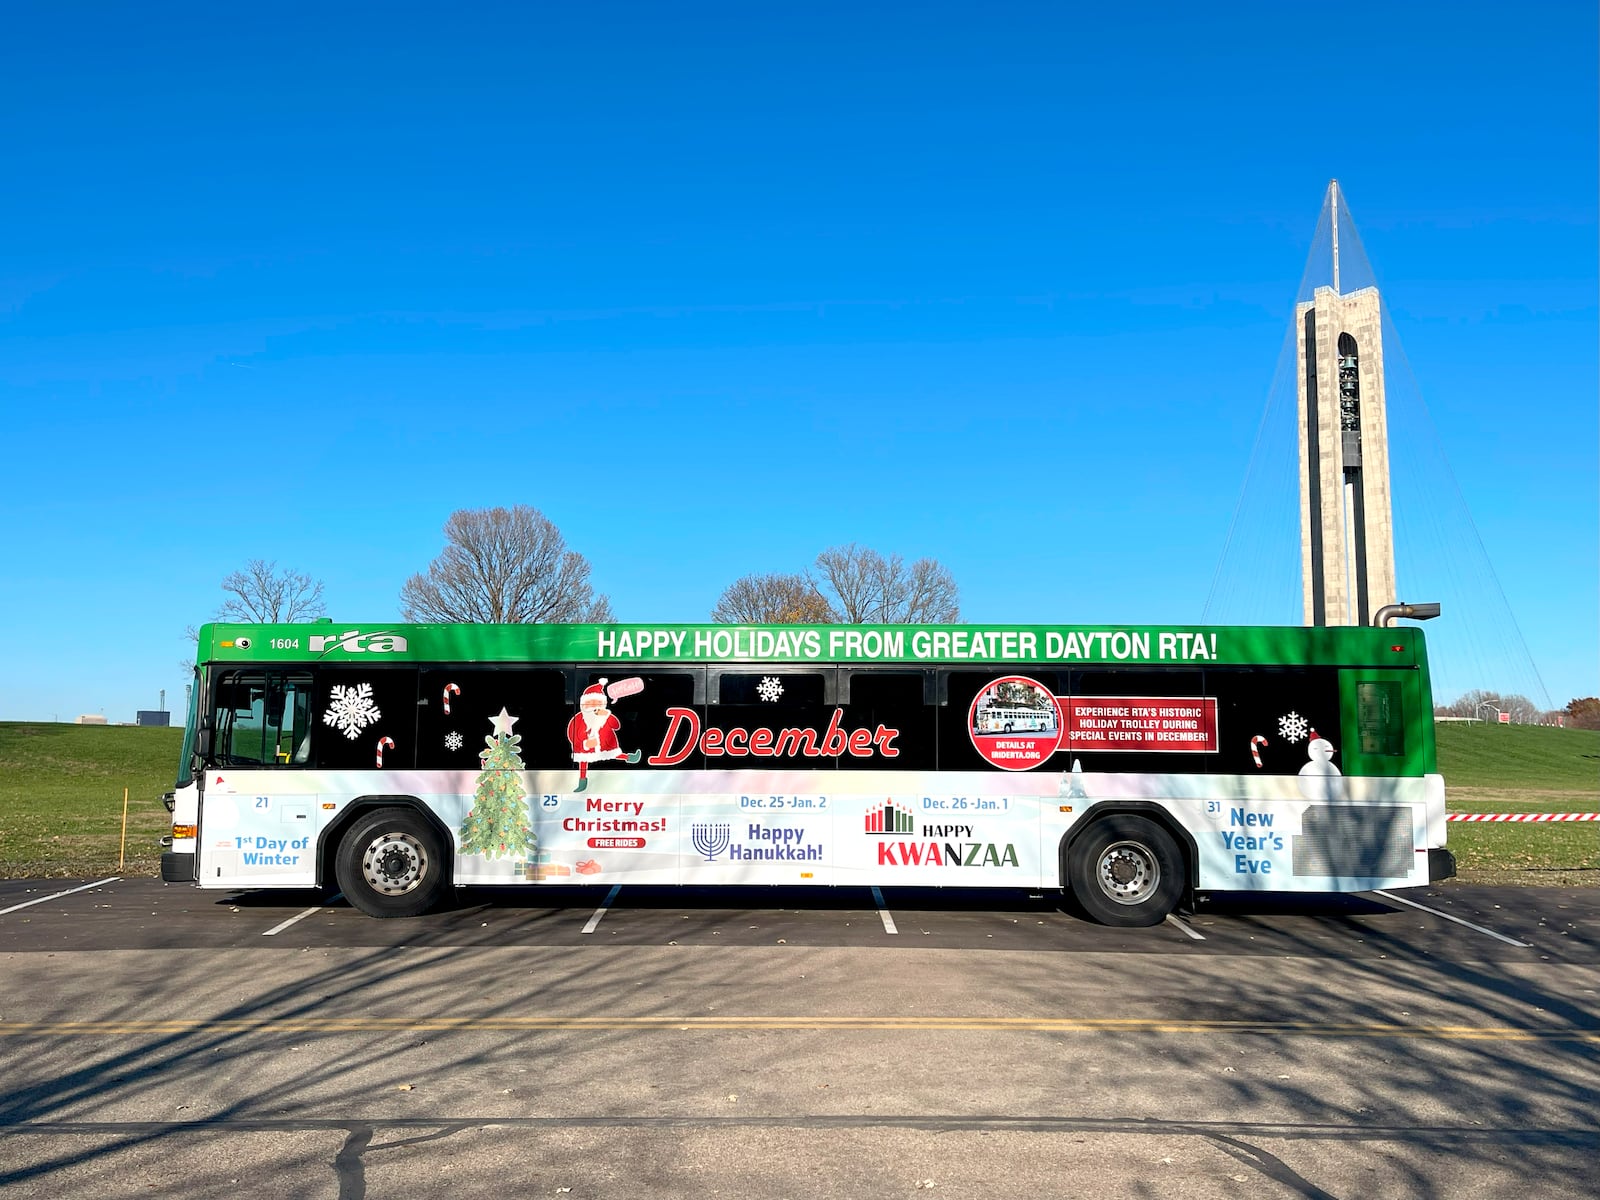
1, 1, 1594, 723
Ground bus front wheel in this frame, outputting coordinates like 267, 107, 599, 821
335, 808, 447, 918
1069, 815, 1184, 928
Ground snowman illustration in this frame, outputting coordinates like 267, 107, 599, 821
1296, 729, 1343, 801
1059, 758, 1088, 801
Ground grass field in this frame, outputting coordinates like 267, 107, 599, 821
1433, 722, 1598, 886
1434, 721, 1599, 789
0, 720, 1594, 882
0, 723, 183, 878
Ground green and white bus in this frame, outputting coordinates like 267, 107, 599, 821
162, 620, 1455, 925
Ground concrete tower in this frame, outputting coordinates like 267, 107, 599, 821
1297, 181, 1396, 627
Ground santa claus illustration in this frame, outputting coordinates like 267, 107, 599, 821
567, 679, 642, 793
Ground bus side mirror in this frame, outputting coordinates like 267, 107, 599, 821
196, 717, 213, 760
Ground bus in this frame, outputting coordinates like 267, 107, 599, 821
161, 620, 1455, 926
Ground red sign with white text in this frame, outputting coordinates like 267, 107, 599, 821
1063, 697, 1218, 753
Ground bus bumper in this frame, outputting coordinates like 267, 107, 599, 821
161, 851, 197, 883
1427, 848, 1457, 882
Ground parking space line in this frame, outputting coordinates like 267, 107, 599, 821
581, 885, 622, 934
1165, 913, 1206, 941
1373, 889, 1532, 948
0, 878, 120, 916
262, 893, 344, 937
871, 886, 898, 934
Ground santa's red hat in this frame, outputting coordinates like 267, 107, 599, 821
581, 680, 608, 707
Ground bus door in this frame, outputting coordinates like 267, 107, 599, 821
198, 670, 317, 885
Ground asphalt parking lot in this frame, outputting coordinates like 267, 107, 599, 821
0, 876, 1592, 960
2, 878, 1597, 1199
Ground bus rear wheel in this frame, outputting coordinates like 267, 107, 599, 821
1069, 815, 1184, 928
335, 808, 447, 918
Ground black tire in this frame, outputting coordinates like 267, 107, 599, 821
1068, 815, 1185, 928
334, 808, 448, 918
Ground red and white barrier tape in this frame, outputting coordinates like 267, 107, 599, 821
1446, 812, 1598, 822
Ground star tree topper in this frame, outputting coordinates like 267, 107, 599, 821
490, 707, 520, 737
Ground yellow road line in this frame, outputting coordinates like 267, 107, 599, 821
0, 1016, 1594, 1041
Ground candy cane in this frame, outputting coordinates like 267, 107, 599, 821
376, 736, 395, 768
443, 682, 460, 714
1250, 735, 1267, 768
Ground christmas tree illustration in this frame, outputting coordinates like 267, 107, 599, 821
458, 707, 537, 860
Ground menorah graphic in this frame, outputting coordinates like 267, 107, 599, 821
691, 822, 731, 861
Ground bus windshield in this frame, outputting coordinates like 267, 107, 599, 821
175, 670, 200, 787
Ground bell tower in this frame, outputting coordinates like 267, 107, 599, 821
1297, 181, 1397, 626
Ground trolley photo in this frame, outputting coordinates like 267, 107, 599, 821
161, 621, 1455, 926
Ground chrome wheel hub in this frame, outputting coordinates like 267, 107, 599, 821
362, 832, 428, 896
1096, 840, 1158, 905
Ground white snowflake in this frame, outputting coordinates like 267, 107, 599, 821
756, 676, 784, 703
1278, 711, 1310, 743
444, 731, 464, 751
323, 682, 382, 740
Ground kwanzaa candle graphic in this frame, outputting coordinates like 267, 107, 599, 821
865, 801, 914, 834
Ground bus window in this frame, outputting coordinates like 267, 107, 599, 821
714, 670, 828, 710
312, 669, 419, 771
213, 671, 313, 766
1337, 669, 1422, 777
584, 670, 704, 772
938, 671, 1068, 772
1067, 668, 1209, 774
704, 671, 835, 770
417, 668, 569, 770
1206, 666, 1339, 776
1355, 681, 1404, 756
841, 672, 935, 771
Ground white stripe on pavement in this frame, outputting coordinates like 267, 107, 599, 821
1373, 890, 1532, 948
1165, 913, 1206, 941
581, 885, 622, 934
871, 886, 898, 934
262, 893, 344, 937
0, 877, 120, 916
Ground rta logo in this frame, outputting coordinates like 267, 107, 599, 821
309, 630, 409, 655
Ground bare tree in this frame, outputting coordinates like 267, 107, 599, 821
812, 543, 960, 623
181, 559, 326, 673
1499, 694, 1542, 724
216, 559, 327, 623
1436, 689, 1541, 723
401, 505, 614, 623
712, 572, 836, 624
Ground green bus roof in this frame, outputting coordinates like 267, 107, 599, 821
195, 622, 1426, 669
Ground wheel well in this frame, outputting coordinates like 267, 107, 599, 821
1059, 803, 1199, 900
318, 796, 455, 889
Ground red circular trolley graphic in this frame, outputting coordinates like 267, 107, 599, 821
967, 675, 1062, 770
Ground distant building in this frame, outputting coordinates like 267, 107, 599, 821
75, 715, 108, 725
136, 711, 171, 727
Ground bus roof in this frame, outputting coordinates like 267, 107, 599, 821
195, 622, 1424, 669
